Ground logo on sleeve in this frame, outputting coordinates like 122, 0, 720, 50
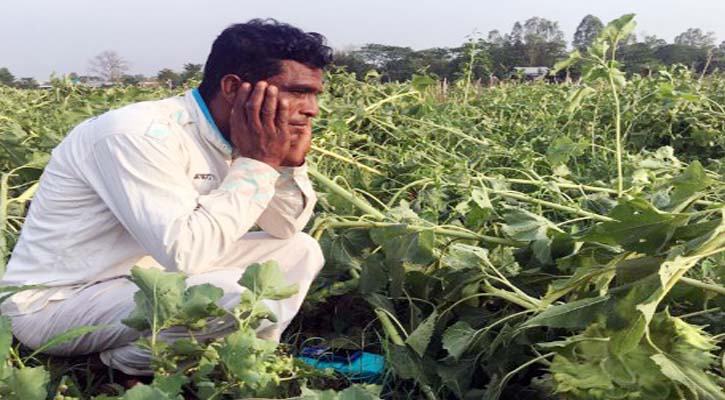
193, 173, 217, 181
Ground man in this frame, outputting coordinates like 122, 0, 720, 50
0, 19, 331, 376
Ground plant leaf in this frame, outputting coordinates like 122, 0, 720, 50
238, 261, 299, 301
442, 321, 476, 361
405, 310, 438, 357
583, 198, 688, 254
122, 266, 186, 331
522, 296, 610, 329
28, 325, 106, 359
5, 367, 49, 400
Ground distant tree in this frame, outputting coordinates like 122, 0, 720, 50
573, 15, 604, 51
674, 28, 716, 48
711, 41, 725, 72
157, 68, 181, 88
332, 50, 373, 78
487, 30, 505, 45
643, 35, 668, 49
14, 77, 38, 89
509, 22, 524, 45
89, 50, 130, 82
520, 17, 567, 66
180, 63, 203, 83
619, 42, 663, 75
349, 44, 418, 81
0, 67, 15, 86
411, 47, 458, 78
121, 74, 146, 85
655, 44, 709, 71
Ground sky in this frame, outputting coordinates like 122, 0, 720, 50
2, 0, 724, 81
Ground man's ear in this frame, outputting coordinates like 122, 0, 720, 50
218, 74, 243, 105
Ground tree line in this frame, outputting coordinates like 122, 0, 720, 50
334, 15, 725, 82
0, 53, 203, 89
2, 14, 724, 88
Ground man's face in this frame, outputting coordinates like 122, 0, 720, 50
265, 60, 324, 141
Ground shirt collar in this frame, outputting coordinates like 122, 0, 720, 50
184, 88, 233, 158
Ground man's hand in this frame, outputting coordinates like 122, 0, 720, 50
229, 81, 291, 168
281, 125, 311, 167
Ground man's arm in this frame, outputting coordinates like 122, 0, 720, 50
256, 164, 317, 239
89, 132, 280, 275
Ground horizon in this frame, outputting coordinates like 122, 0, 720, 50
2, 0, 724, 81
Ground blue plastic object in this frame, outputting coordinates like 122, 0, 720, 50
297, 346, 384, 382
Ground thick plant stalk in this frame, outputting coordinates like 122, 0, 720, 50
679, 277, 725, 296
494, 190, 614, 222
0, 173, 8, 274
375, 309, 438, 400
608, 73, 624, 196
310, 167, 523, 246
311, 145, 384, 176
308, 167, 386, 220
318, 220, 523, 247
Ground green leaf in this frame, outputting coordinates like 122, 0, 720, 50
405, 310, 438, 357
609, 68, 627, 88
502, 208, 558, 264
652, 354, 725, 399
359, 253, 387, 294
566, 86, 596, 113
151, 373, 188, 397
547, 136, 585, 166
601, 13, 636, 43
238, 261, 299, 300
300, 384, 382, 400
442, 243, 489, 270
0, 316, 12, 366
28, 325, 107, 359
320, 229, 372, 272
582, 65, 609, 82
436, 359, 475, 399
370, 224, 436, 266
121, 384, 172, 400
442, 321, 476, 361
552, 50, 582, 74
463, 187, 493, 227
502, 207, 557, 242
387, 344, 426, 382
218, 327, 277, 386
583, 198, 688, 254
411, 74, 437, 92
338, 385, 382, 400
522, 296, 610, 329
5, 367, 49, 400
667, 161, 713, 210
122, 266, 187, 331
177, 283, 225, 326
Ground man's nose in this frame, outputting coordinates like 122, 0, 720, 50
300, 96, 319, 118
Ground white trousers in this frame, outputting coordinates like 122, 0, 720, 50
10, 232, 325, 376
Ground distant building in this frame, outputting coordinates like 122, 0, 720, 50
138, 80, 161, 88
510, 66, 550, 81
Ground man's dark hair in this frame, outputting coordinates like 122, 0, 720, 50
199, 19, 333, 99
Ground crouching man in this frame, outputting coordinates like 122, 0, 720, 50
0, 19, 331, 376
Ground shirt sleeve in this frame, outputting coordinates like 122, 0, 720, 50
88, 133, 280, 275
256, 162, 317, 239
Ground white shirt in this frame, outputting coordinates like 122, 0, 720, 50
1, 89, 316, 315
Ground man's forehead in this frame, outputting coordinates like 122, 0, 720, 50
275, 60, 323, 87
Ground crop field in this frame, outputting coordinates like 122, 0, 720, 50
0, 19, 724, 400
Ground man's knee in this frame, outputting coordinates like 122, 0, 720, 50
286, 232, 325, 275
